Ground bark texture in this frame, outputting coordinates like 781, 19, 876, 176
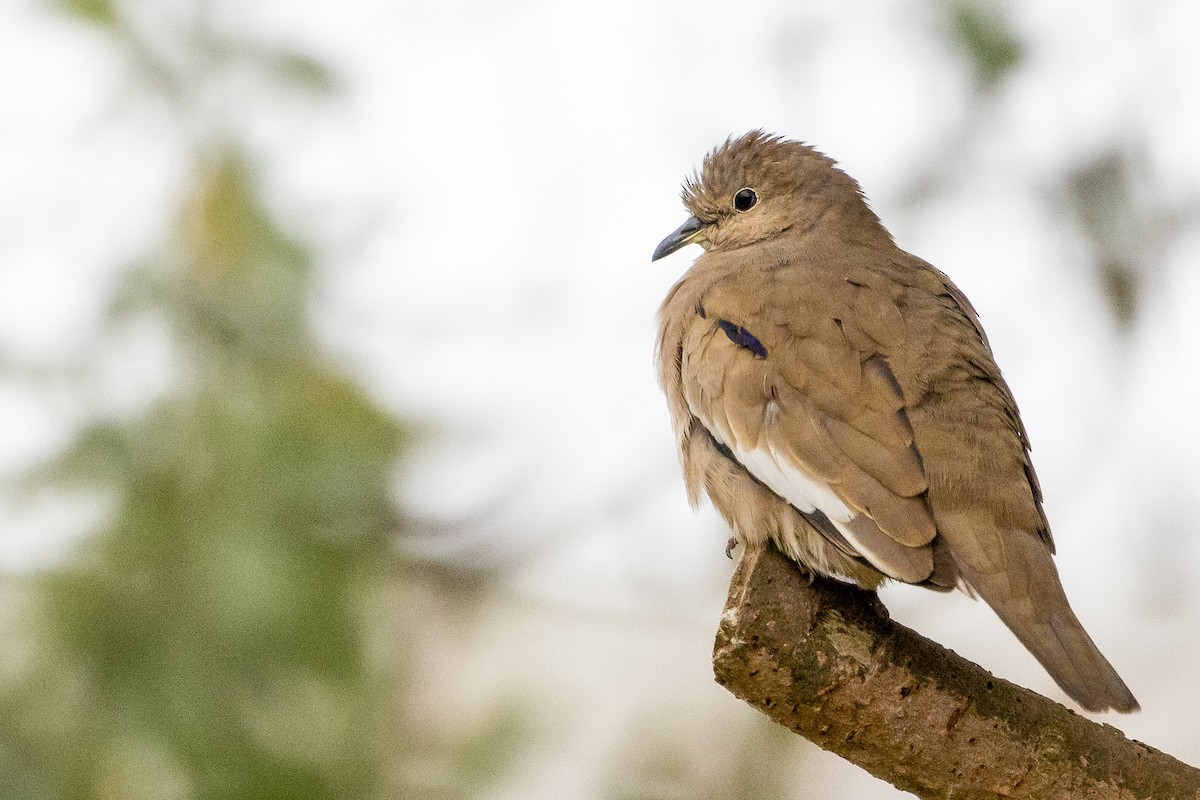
713, 544, 1199, 799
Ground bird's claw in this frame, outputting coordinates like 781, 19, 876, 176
725, 537, 739, 559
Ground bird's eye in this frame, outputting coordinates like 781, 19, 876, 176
733, 188, 758, 212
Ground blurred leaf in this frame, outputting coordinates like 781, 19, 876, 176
52, 0, 116, 26
267, 51, 338, 93
1067, 152, 1131, 240
1067, 153, 1140, 326
1098, 255, 1138, 327
943, 0, 1024, 88
1063, 150, 1169, 329
219, 41, 341, 95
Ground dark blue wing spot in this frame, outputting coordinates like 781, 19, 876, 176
717, 319, 767, 358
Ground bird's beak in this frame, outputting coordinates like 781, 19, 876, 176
652, 216, 706, 261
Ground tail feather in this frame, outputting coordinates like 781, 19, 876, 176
956, 533, 1138, 713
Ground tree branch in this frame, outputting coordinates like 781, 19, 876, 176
713, 544, 1199, 799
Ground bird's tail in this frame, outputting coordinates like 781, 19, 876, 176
957, 533, 1139, 714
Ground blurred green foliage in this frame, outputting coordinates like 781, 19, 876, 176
943, 0, 1024, 89
1062, 149, 1192, 331
1067, 153, 1143, 327
54, 0, 114, 26
0, 2, 521, 798
3, 154, 400, 799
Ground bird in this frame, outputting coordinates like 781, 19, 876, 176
652, 130, 1138, 713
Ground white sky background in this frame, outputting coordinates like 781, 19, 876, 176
2, 0, 1200, 796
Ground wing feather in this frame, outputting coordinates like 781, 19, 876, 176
679, 278, 938, 582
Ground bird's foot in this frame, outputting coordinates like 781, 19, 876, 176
725, 537, 740, 559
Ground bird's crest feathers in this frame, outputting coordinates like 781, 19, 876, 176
681, 130, 867, 222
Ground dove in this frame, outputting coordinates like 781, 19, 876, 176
653, 131, 1137, 713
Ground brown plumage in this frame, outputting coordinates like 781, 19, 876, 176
653, 131, 1138, 713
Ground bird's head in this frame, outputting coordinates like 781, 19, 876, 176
652, 130, 886, 261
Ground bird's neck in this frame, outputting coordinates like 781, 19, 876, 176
796, 191, 894, 250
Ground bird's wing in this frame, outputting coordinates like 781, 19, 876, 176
679, 275, 938, 583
